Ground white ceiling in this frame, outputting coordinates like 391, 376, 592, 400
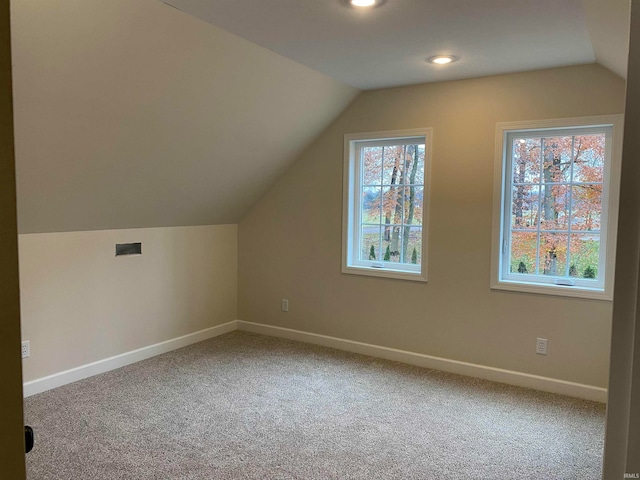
163, 0, 629, 90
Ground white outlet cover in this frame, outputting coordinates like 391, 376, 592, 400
21, 341, 30, 359
536, 338, 548, 355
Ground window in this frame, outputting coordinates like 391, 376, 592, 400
342, 129, 432, 281
491, 116, 623, 300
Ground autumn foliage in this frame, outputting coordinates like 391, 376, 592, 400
360, 143, 425, 265
509, 133, 604, 279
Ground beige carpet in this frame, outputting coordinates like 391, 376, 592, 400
24, 331, 605, 479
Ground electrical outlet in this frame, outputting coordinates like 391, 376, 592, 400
536, 338, 548, 355
21, 341, 30, 359
281, 299, 289, 312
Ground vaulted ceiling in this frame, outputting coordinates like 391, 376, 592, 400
583, 0, 631, 78
11, 0, 358, 233
10, 0, 630, 233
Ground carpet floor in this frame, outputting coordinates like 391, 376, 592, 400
24, 331, 605, 479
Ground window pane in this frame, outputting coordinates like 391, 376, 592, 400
542, 137, 573, 183
540, 184, 570, 231
571, 184, 602, 231
382, 186, 403, 225
511, 185, 539, 230
404, 144, 425, 185
500, 124, 614, 293
362, 187, 381, 224
382, 227, 402, 263
510, 231, 537, 274
347, 132, 428, 278
361, 225, 381, 262
362, 146, 383, 185
569, 234, 600, 279
382, 145, 406, 185
512, 137, 541, 184
573, 134, 605, 183
403, 186, 423, 226
538, 233, 568, 276
403, 226, 422, 265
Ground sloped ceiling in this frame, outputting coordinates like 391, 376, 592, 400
583, 0, 631, 78
11, 0, 358, 233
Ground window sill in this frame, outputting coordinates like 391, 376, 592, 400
491, 279, 612, 301
342, 265, 427, 282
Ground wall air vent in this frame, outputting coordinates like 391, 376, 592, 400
115, 242, 142, 257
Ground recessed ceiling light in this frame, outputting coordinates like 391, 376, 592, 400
427, 55, 460, 65
340, 0, 387, 8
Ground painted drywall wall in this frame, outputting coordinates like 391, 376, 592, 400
0, 0, 26, 475
19, 225, 237, 382
238, 64, 625, 389
604, 1, 640, 476
10, 0, 358, 234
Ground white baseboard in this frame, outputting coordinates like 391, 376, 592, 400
25, 319, 607, 403
236, 320, 607, 403
23, 321, 238, 397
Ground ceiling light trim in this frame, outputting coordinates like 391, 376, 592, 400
426, 55, 460, 65
339, 0, 387, 9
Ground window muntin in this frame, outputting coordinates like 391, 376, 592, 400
494, 118, 621, 299
343, 130, 431, 281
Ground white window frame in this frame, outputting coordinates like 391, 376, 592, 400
491, 115, 623, 300
342, 128, 432, 282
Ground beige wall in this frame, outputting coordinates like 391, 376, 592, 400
604, 1, 640, 477
19, 224, 237, 382
239, 64, 625, 389
0, 0, 26, 475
